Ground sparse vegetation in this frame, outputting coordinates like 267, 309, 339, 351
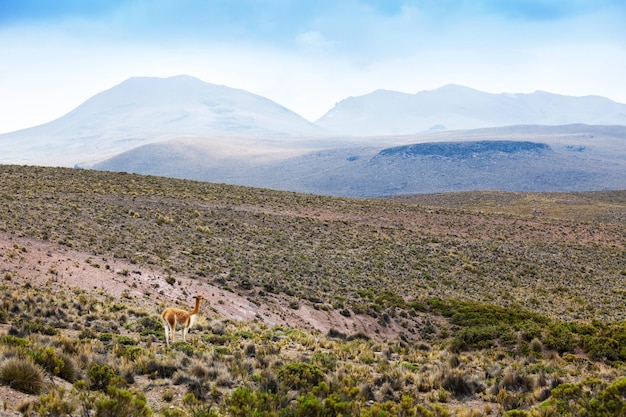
0, 165, 624, 415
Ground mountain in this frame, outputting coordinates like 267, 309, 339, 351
2, 77, 626, 197
0, 75, 327, 167
94, 124, 626, 197
316, 84, 626, 135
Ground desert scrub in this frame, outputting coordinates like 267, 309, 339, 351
4, 165, 626, 325
1, 166, 626, 415
0, 357, 46, 394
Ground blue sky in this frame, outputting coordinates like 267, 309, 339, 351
1, 0, 625, 133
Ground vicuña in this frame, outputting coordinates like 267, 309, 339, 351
160, 295, 206, 347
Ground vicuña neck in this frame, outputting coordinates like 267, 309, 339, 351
191, 298, 202, 315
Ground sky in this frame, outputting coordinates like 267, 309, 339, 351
1, 0, 625, 133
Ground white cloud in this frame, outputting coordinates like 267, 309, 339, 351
295, 31, 332, 50
0, 1, 625, 133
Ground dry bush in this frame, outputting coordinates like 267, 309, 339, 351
0, 357, 46, 394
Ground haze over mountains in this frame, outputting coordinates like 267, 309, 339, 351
0, 75, 326, 167
1, 75, 625, 197
317, 85, 626, 135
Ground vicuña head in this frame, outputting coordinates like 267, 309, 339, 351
160, 295, 206, 347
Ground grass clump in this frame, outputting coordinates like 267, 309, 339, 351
0, 357, 46, 394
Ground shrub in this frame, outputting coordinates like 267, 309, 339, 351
99, 333, 114, 343
118, 346, 145, 361
143, 359, 177, 379
451, 325, 502, 350
182, 392, 220, 417
504, 411, 530, 417
582, 335, 621, 363
0, 334, 29, 348
57, 352, 79, 383
226, 386, 279, 417
0, 357, 46, 394
88, 363, 126, 391
544, 323, 578, 354
441, 372, 484, 398
588, 377, 626, 416
277, 362, 324, 390
95, 385, 152, 417
548, 382, 588, 416
117, 335, 138, 346
34, 387, 77, 416
79, 328, 98, 340
139, 316, 164, 337
31, 347, 64, 376
295, 392, 323, 415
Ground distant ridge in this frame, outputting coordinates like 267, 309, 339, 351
316, 84, 626, 135
94, 124, 626, 197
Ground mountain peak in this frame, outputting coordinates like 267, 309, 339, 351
0, 75, 327, 167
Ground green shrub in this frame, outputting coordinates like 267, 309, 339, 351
172, 341, 195, 357
0, 334, 29, 348
31, 347, 64, 376
117, 335, 138, 346
277, 362, 324, 390
95, 385, 152, 417
544, 323, 578, 354
99, 333, 114, 342
0, 357, 46, 394
295, 392, 323, 415
588, 377, 626, 416
88, 363, 126, 391
548, 382, 589, 416
118, 346, 145, 361
226, 386, 280, 417
543, 377, 626, 417
583, 335, 621, 362
374, 290, 406, 308
504, 410, 530, 417
30, 347, 78, 382
25, 320, 58, 336
34, 387, 77, 416
139, 315, 164, 337
451, 325, 502, 350
182, 392, 220, 417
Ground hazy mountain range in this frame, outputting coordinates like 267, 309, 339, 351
1, 75, 625, 197
317, 84, 626, 135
